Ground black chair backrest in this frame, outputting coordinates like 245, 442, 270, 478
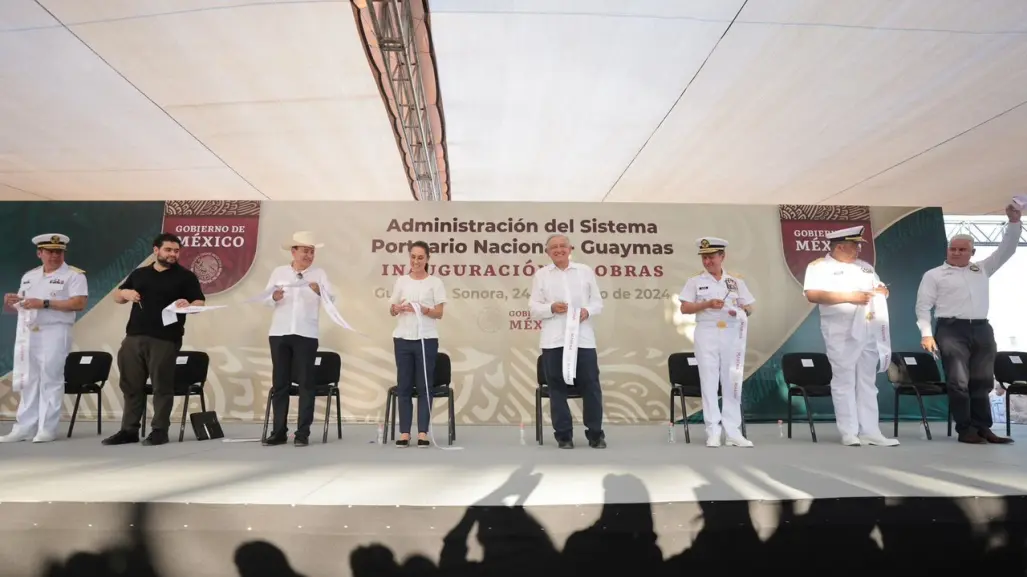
173, 351, 210, 386
781, 353, 831, 387
64, 351, 113, 385
434, 352, 451, 387
312, 351, 342, 386
995, 351, 1027, 385
536, 355, 545, 386
668, 352, 701, 388
888, 352, 942, 384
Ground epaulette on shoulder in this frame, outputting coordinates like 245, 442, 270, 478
689, 269, 705, 278
68, 266, 85, 274
808, 257, 825, 266
727, 270, 744, 279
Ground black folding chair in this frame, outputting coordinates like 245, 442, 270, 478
141, 350, 209, 442
384, 352, 455, 445
782, 352, 833, 442
667, 352, 747, 444
64, 351, 113, 437
887, 352, 950, 440
261, 351, 343, 444
995, 351, 1027, 437
535, 354, 584, 445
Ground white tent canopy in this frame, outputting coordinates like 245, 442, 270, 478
2, 0, 1026, 213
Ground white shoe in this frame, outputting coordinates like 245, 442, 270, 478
841, 434, 862, 446
859, 435, 899, 447
0, 433, 30, 443
32, 433, 56, 443
725, 436, 754, 448
706, 436, 722, 448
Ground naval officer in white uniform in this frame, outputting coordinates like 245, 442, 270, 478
678, 237, 755, 447
1, 234, 88, 443
915, 202, 1021, 444
803, 226, 898, 447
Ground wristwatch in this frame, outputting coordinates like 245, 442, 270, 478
43, 300, 50, 309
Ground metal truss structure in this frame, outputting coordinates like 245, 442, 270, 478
944, 217, 1027, 247
361, 0, 445, 201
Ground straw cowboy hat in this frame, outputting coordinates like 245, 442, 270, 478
282, 231, 324, 250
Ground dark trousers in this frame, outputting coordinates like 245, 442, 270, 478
117, 335, 180, 432
541, 346, 604, 442
936, 319, 997, 435
269, 334, 319, 439
394, 337, 438, 435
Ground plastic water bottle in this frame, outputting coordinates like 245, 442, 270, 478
376, 423, 384, 445
778, 420, 784, 438
667, 421, 676, 444
519, 422, 526, 445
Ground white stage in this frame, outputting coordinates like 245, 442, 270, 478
3, 421, 1027, 577
2, 422, 1026, 507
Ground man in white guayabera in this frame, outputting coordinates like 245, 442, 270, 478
803, 226, 899, 448
529, 234, 606, 449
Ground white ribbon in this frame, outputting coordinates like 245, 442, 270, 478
11, 304, 34, 394
320, 289, 363, 335
724, 296, 748, 398
562, 306, 581, 384
161, 303, 228, 326
850, 292, 891, 373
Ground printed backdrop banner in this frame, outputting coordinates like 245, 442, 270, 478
0, 202, 942, 427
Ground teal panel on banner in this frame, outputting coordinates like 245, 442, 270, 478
0, 202, 165, 375
689, 207, 947, 424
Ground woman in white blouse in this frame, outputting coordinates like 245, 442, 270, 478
388, 241, 448, 447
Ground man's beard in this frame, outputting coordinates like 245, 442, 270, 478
157, 257, 177, 267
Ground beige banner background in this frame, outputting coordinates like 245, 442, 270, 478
0, 202, 910, 427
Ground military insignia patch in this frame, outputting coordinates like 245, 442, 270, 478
969, 264, 981, 272
861, 267, 873, 274
725, 278, 738, 292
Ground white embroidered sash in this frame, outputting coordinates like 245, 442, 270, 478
12, 305, 36, 393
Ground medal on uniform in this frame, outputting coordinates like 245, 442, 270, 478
717, 320, 727, 328
969, 264, 980, 272
866, 311, 875, 320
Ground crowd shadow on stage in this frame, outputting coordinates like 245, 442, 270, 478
41, 465, 1027, 577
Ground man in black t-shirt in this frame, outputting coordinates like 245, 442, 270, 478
102, 233, 205, 447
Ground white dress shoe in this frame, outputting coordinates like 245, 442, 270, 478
0, 433, 30, 443
706, 436, 722, 448
860, 435, 899, 447
32, 433, 56, 443
725, 436, 754, 448
841, 434, 862, 446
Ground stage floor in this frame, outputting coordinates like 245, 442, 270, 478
1, 421, 1027, 507
3, 421, 1027, 577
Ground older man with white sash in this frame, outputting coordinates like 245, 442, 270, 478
1, 234, 88, 443
803, 226, 898, 447
679, 237, 755, 448
529, 234, 606, 449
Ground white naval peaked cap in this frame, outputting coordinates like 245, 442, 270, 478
825, 226, 866, 243
282, 231, 324, 250
1012, 194, 1027, 209
696, 236, 728, 255
33, 233, 70, 250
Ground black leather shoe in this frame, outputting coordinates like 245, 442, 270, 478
294, 436, 309, 447
101, 430, 139, 446
589, 437, 607, 449
142, 429, 169, 446
263, 433, 288, 446
557, 439, 574, 449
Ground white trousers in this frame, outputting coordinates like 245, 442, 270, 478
821, 321, 882, 438
12, 325, 71, 439
694, 322, 746, 439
